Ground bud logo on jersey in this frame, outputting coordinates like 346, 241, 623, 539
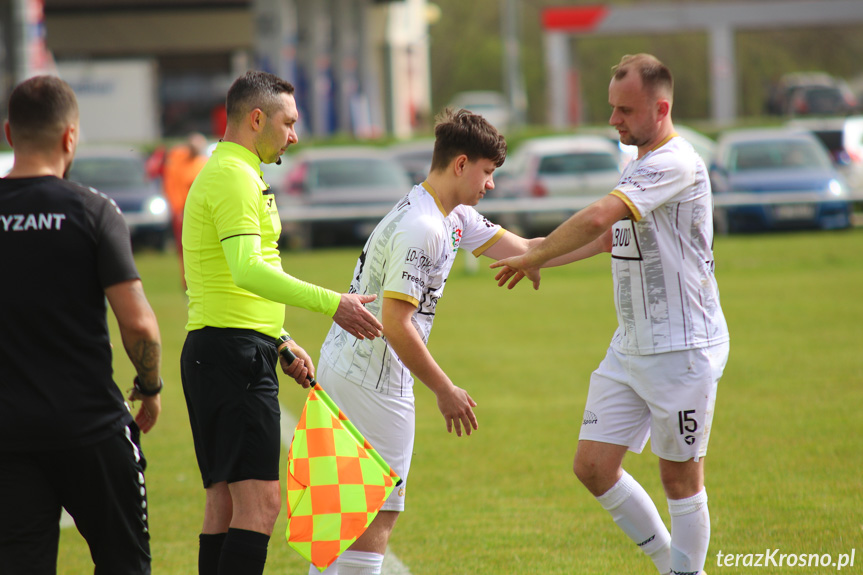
610, 219, 642, 260
404, 247, 433, 273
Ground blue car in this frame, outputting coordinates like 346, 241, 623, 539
709, 128, 852, 233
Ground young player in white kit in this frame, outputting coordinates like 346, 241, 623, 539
492, 54, 729, 575
310, 109, 589, 575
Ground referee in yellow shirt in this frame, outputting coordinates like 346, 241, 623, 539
180, 71, 382, 575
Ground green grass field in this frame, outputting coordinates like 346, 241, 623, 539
58, 228, 863, 575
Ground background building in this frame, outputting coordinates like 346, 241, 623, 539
0, 0, 432, 142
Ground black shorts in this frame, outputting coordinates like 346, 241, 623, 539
181, 327, 281, 487
0, 425, 151, 575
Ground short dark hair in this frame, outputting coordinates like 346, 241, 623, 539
612, 53, 674, 100
226, 70, 295, 123
7, 75, 78, 148
430, 108, 507, 172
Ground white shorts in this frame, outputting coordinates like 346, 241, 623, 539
578, 342, 729, 462
317, 361, 414, 512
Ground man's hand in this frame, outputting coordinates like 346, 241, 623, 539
435, 384, 478, 437
127, 391, 161, 433
333, 293, 383, 340
278, 339, 315, 388
490, 254, 542, 290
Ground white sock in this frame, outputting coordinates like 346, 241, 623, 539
668, 489, 710, 575
596, 470, 672, 574
310, 561, 338, 575
336, 550, 384, 575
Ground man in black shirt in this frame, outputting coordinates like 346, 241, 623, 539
0, 76, 163, 575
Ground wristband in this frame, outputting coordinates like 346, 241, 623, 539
134, 376, 163, 397
276, 334, 292, 347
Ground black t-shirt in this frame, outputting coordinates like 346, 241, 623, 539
0, 175, 140, 451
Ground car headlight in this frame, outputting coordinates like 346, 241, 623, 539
147, 196, 168, 215
826, 178, 847, 198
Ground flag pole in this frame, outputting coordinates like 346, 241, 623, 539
279, 346, 402, 486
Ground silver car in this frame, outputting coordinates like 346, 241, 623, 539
494, 135, 622, 234
278, 147, 413, 247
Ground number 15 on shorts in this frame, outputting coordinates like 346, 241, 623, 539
678, 410, 698, 445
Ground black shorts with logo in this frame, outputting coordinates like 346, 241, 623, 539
0, 425, 151, 575
181, 327, 281, 487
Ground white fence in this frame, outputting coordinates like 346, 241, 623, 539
278, 190, 863, 224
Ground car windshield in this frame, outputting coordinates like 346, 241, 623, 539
798, 87, 846, 114
537, 152, 619, 175
68, 157, 148, 187
308, 158, 407, 188
729, 140, 832, 173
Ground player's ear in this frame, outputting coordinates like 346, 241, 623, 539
4, 120, 12, 148
657, 98, 670, 120
453, 154, 468, 176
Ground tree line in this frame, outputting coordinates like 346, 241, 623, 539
427, 0, 863, 129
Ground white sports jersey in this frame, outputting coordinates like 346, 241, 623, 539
319, 182, 505, 396
609, 134, 729, 355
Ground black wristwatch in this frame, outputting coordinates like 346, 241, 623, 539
134, 376, 163, 397
276, 334, 292, 348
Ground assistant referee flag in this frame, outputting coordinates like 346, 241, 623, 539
286, 381, 401, 571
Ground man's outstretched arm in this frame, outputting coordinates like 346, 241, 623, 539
221, 234, 382, 340
490, 194, 631, 290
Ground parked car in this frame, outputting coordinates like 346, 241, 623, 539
494, 135, 622, 234
787, 84, 858, 117
766, 72, 858, 116
388, 139, 435, 185
709, 128, 852, 233
67, 147, 170, 250
279, 147, 413, 247
447, 90, 511, 131
787, 115, 863, 196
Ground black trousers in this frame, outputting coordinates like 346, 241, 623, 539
0, 425, 151, 575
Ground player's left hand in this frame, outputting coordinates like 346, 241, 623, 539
279, 339, 315, 388
435, 384, 478, 437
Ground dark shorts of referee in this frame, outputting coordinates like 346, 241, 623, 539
181, 326, 282, 488
0, 424, 151, 575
